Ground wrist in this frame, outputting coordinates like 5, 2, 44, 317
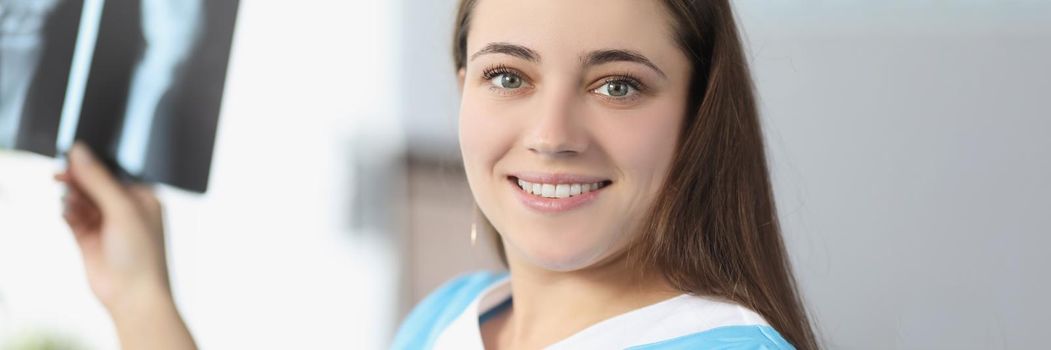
108, 288, 196, 350
103, 279, 174, 319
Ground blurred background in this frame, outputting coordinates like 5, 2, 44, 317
1, 0, 1048, 349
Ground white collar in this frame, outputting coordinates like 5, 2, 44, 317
431, 275, 770, 349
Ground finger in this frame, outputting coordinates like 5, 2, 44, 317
64, 185, 100, 223
63, 207, 101, 252
128, 185, 162, 217
63, 204, 90, 232
63, 186, 102, 232
63, 203, 91, 234
65, 206, 101, 238
63, 181, 90, 212
67, 142, 132, 214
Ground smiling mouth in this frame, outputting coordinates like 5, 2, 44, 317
509, 176, 613, 199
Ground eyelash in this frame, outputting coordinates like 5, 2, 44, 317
600, 73, 647, 93
479, 65, 648, 102
480, 64, 520, 82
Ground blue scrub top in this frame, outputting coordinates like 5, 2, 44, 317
391, 271, 796, 349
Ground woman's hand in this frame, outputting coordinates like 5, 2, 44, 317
55, 142, 196, 350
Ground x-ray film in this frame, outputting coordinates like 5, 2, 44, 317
0, 0, 239, 193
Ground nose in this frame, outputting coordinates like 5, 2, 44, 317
523, 87, 589, 157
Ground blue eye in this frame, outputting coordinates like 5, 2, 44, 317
594, 80, 636, 97
489, 73, 524, 89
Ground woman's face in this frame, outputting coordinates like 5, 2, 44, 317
459, 0, 691, 271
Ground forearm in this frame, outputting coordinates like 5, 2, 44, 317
57, 144, 195, 349
109, 290, 197, 350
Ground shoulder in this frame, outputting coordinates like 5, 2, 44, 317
667, 294, 773, 330
628, 324, 796, 350
390, 270, 508, 350
624, 294, 793, 349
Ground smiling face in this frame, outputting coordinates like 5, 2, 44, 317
458, 0, 692, 271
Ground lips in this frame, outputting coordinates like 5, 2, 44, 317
515, 178, 610, 199
507, 173, 612, 213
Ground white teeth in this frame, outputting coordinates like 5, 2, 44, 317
516, 179, 606, 198
541, 184, 555, 197
555, 184, 570, 198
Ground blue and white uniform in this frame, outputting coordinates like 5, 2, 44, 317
392, 271, 795, 349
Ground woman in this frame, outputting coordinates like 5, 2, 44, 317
55, 0, 818, 349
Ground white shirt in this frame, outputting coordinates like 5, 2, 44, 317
431, 275, 773, 349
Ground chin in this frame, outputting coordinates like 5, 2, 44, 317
504, 231, 618, 272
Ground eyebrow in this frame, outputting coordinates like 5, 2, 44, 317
470, 42, 540, 63
469, 42, 667, 79
583, 49, 667, 79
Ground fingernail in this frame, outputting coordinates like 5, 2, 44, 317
70, 143, 91, 165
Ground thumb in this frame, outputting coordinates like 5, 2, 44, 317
67, 142, 132, 214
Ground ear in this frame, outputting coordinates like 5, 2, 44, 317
457, 68, 466, 93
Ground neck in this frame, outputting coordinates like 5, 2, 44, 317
494, 247, 681, 348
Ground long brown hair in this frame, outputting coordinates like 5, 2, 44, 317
453, 1, 819, 349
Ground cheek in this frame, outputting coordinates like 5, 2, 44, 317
600, 104, 683, 197
458, 93, 519, 192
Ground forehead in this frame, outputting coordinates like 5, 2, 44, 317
467, 0, 682, 65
